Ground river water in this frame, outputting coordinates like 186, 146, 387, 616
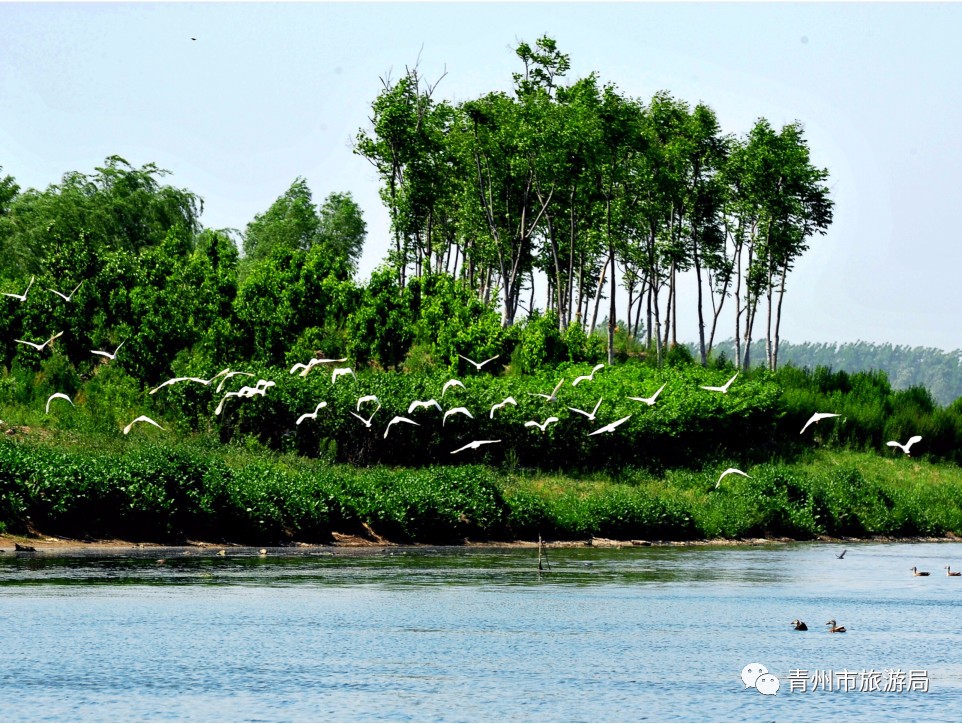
1, 542, 960, 722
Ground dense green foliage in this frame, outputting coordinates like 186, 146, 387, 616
3, 436, 961, 544
775, 364, 962, 462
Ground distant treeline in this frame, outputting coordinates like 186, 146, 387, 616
704, 339, 962, 407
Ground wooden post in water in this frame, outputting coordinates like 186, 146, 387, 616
538, 535, 550, 572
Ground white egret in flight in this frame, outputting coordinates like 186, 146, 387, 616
91, 341, 125, 361
214, 371, 254, 393
2, 276, 34, 302
356, 394, 380, 411
290, 359, 321, 376
149, 377, 210, 395
451, 440, 501, 454
443, 407, 474, 425
525, 417, 559, 432
349, 404, 380, 428
572, 364, 604, 386
568, 398, 603, 421
628, 383, 667, 406
714, 467, 750, 489
700, 373, 738, 394
458, 354, 500, 371
441, 379, 465, 398
800, 412, 840, 435
45, 393, 74, 414
123, 415, 164, 435
15, 331, 63, 351
587, 414, 632, 436
296, 402, 328, 425
887, 435, 922, 456
332, 367, 356, 384
214, 385, 267, 415
529, 379, 564, 403
384, 416, 420, 439
47, 280, 84, 302
408, 399, 442, 414
290, 357, 348, 377
489, 397, 517, 419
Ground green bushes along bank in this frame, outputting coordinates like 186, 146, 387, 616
3, 436, 961, 545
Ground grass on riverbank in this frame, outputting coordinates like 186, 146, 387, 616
3, 429, 961, 546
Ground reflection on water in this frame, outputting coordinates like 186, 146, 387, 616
1, 543, 960, 722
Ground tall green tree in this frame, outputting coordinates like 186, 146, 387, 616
595, 86, 646, 364
727, 120, 833, 371
316, 191, 367, 276
761, 122, 833, 371
0, 167, 21, 280
0, 156, 200, 276
355, 66, 451, 288
242, 178, 320, 262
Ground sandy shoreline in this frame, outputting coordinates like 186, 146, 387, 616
2, 530, 959, 556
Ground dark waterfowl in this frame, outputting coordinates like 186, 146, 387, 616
791, 619, 808, 631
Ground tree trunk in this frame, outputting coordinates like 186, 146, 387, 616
773, 263, 789, 372
543, 210, 564, 328
424, 209, 434, 275
653, 282, 663, 366
765, 264, 774, 371
633, 277, 646, 339
576, 252, 585, 330
607, 243, 616, 365
646, 281, 653, 348
734, 241, 742, 369
589, 256, 609, 337
530, 271, 536, 317
443, 238, 453, 276
693, 240, 707, 365
661, 288, 670, 353
567, 189, 577, 329
671, 262, 678, 348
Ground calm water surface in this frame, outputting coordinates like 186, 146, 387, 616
1, 542, 960, 722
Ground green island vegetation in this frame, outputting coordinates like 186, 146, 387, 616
1, 37, 961, 546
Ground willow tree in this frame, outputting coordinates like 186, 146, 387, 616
0, 156, 200, 271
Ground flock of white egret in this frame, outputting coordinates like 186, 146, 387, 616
5, 274, 922, 481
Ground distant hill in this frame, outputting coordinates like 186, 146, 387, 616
703, 340, 962, 407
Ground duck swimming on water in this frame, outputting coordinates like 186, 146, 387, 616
826, 619, 847, 633
791, 619, 808, 631
945, 566, 961, 577
910, 566, 930, 576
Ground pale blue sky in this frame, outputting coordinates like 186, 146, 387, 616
2, 2, 960, 352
